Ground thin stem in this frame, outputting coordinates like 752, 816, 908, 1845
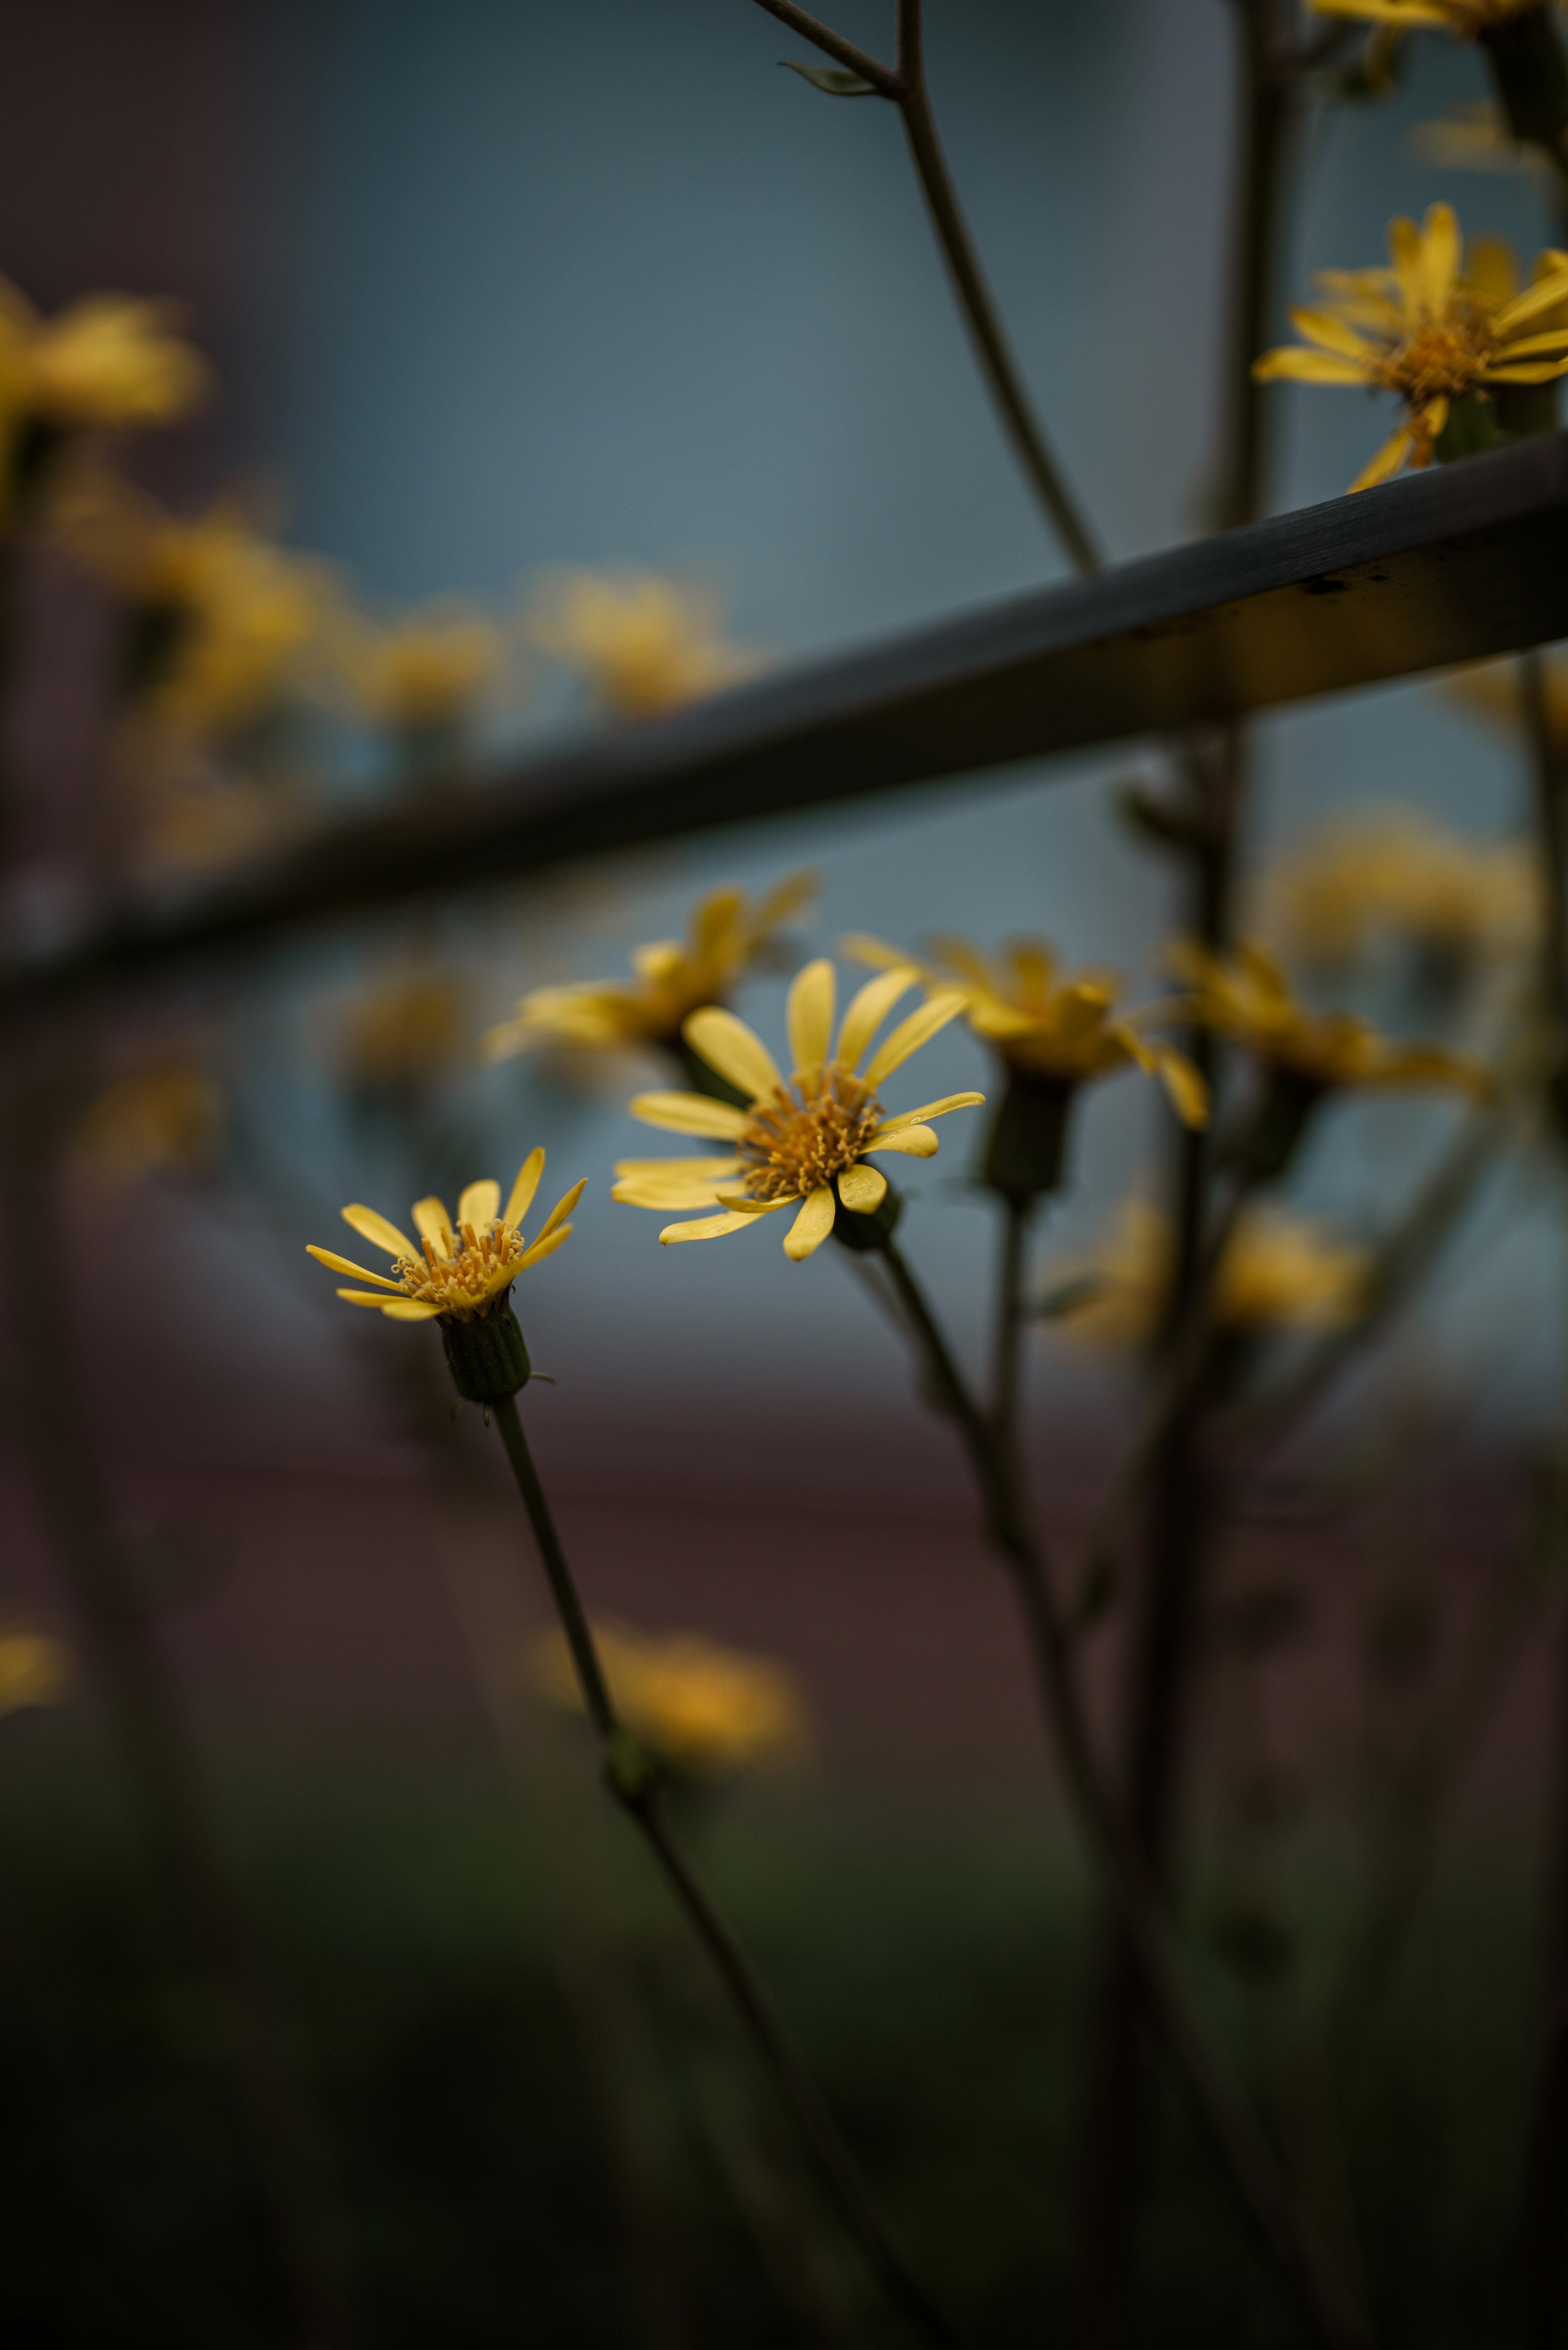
489, 1391, 964, 2350
749, 0, 906, 99
876, 1240, 1370, 2350
990, 1195, 1033, 1450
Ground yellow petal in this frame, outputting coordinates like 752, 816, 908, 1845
787, 958, 835, 1072
1147, 1046, 1209, 1130
836, 1163, 887, 1214
870, 1092, 984, 1137
783, 1185, 836, 1262
869, 1123, 939, 1157
1252, 348, 1373, 386
459, 1179, 501, 1229
863, 990, 966, 1088
533, 1177, 587, 1245
1419, 201, 1459, 319
1496, 264, 1568, 333
681, 1006, 781, 1100
659, 1209, 765, 1244
838, 930, 911, 973
517, 1222, 574, 1271
504, 1148, 546, 1230
308, 1245, 405, 1291
613, 1156, 741, 1179
836, 964, 918, 1070
630, 1091, 750, 1138
1348, 426, 1412, 493
1286, 305, 1382, 363
380, 1299, 444, 1321
336, 1287, 408, 1308
342, 1203, 417, 1260
614, 1173, 732, 1208
412, 1197, 454, 1256
1481, 361, 1568, 382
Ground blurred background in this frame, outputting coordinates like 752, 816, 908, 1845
1, 2, 1561, 2343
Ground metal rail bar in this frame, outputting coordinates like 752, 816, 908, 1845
11, 433, 1568, 1003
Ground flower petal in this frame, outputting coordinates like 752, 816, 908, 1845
836, 964, 918, 1070
630, 1090, 750, 1138
380, 1299, 444, 1321
1495, 263, 1568, 333
412, 1197, 454, 1256
1252, 348, 1374, 385
308, 1245, 405, 1291
342, 1203, 417, 1260
336, 1287, 409, 1308
869, 1123, 939, 1157
863, 990, 967, 1087
1146, 1045, 1209, 1130
504, 1148, 546, 1230
459, 1179, 501, 1229
1349, 426, 1412, 493
682, 1007, 781, 1100
787, 958, 835, 1072
1286, 305, 1382, 363
783, 1185, 836, 1261
615, 1173, 733, 1208
533, 1178, 587, 1245
517, 1222, 574, 1270
870, 1092, 985, 1137
659, 1209, 767, 1244
837, 1163, 887, 1215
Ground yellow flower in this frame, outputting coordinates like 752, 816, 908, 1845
527, 566, 762, 718
1168, 938, 1491, 1093
339, 601, 503, 735
1260, 807, 1538, 972
307, 1150, 584, 1321
51, 467, 337, 736
532, 1619, 810, 1779
1052, 1200, 1370, 1352
1254, 203, 1568, 489
0, 1624, 72, 1719
71, 1058, 223, 1187
331, 963, 471, 1095
614, 958, 983, 1261
844, 931, 1207, 1127
480, 874, 817, 1062
1312, 0, 1546, 33
0, 283, 207, 517
1449, 652, 1568, 758
1409, 99, 1553, 177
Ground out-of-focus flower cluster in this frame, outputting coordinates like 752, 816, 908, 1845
532, 1619, 811, 1781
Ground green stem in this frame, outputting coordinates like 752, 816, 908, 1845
990, 1196, 1034, 1450
875, 1240, 1370, 2350
489, 1391, 964, 2350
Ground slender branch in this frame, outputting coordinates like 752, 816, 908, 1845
749, 0, 906, 98
875, 1239, 1371, 2350
489, 1391, 964, 2350
990, 1196, 1033, 1449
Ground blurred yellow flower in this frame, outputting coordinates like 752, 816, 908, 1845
1313, 0, 1546, 31
1449, 652, 1568, 757
0, 1625, 72, 1719
1169, 939, 1491, 1095
1260, 807, 1538, 972
338, 601, 503, 736
1409, 99, 1553, 175
528, 566, 761, 718
0, 282, 207, 517
532, 1618, 810, 1779
615, 957, 982, 1261
52, 467, 337, 738
844, 931, 1207, 1127
1051, 1200, 1370, 1352
307, 1149, 584, 1322
331, 963, 471, 1095
71, 1058, 222, 1187
1254, 204, 1568, 489
480, 874, 816, 1064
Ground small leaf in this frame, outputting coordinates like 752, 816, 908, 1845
779, 58, 878, 96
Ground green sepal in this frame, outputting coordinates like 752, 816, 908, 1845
1481, 6, 1568, 149
981, 1069, 1077, 1204
831, 1182, 902, 1253
1435, 390, 1513, 464
779, 59, 877, 96
439, 1298, 532, 1403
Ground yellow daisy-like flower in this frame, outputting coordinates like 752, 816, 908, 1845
1254, 204, 1568, 490
339, 600, 503, 736
532, 1619, 811, 1780
527, 566, 762, 720
0, 282, 208, 519
1051, 1200, 1370, 1353
307, 1150, 584, 1322
1260, 807, 1538, 974
481, 874, 817, 1064
615, 958, 983, 1261
71, 1057, 223, 1188
844, 932, 1207, 1127
331, 963, 471, 1096
1168, 938, 1490, 1094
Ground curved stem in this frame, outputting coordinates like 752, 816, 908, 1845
490, 1392, 964, 2350
875, 1240, 1371, 2349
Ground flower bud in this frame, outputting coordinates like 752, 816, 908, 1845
439, 1298, 532, 1402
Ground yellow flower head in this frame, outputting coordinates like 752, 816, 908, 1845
1449, 652, 1568, 759
844, 931, 1207, 1127
615, 958, 984, 1261
0, 1624, 72, 1720
1312, 0, 1545, 34
331, 964, 471, 1096
528, 566, 762, 719
1254, 204, 1568, 489
481, 874, 817, 1062
71, 1058, 223, 1187
1052, 1200, 1371, 1353
339, 601, 503, 734
1168, 938, 1491, 1095
52, 468, 338, 736
1260, 807, 1538, 973
532, 1619, 810, 1780
307, 1150, 584, 1321
0, 281, 207, 447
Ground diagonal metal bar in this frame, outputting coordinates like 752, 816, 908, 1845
10, 432, 1568, 1004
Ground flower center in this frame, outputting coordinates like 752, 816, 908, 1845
393, 1217, 529, 1318
734, 1067, 883, 1202
1380, 310, 1496, 406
